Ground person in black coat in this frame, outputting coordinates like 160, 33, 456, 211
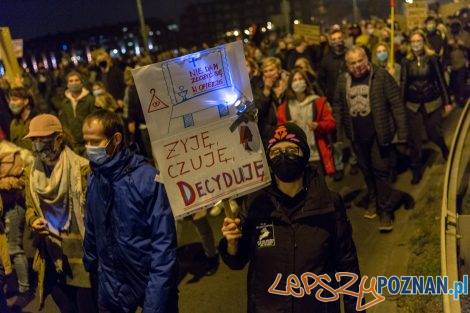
333, 46, 414, 231
424, 16, 447, 63
253, 57, 288, 146
401, 30, 453, 184
317, 29, 353, 181
95, 51, 126, 108
220, 123, 363, 313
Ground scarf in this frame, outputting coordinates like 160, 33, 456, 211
30, 146, 88, 271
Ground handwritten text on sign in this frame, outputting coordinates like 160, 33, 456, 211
154, 118, 270, 218
163, 48, 232, 105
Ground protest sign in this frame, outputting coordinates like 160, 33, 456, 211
394, 14, 407, 32
0, 28, 22, 84
132, 41, 271, 218
293, 23, 321, 45
0, 39, 23, 59
152, 118, 269, 218
405, 0, 428, 30
440, 3, 468, 20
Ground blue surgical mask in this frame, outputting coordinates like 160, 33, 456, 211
377, 51, 388, 62
86, 144, 109, 165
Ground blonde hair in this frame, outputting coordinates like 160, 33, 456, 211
406, 30, 435, 60
262, 57, 281, 71
91, 48, 108, 62
294, 57, 317, 78
371, 42, 390, 64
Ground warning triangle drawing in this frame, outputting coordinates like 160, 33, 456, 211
148, 88, 169, 113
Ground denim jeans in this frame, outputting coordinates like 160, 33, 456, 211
333, 142, 358, 171
5, 205, 29, 293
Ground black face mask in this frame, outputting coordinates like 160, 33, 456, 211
270, 153, 307, 182
31, 140, 60, 163
331, 42, 345, 54
98, 61, 108, 68
451, 23, 462, 34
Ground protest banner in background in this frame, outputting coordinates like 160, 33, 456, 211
293, 23, 321, 45
0, 28, 22, 84
394, 14, 408, 32
405, 0, 428, 30
439, 2, 468, 20
132, 41, 271, 218
0, 39, 23, 59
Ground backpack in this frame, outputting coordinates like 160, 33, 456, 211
0, 151, 26, 190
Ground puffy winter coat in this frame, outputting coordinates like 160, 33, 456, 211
83, 149, 178, 313
333, 64, 408, 146
220, 169, 363, 313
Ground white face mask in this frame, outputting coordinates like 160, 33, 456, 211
93, 89, 104, 97
291, 80, 307, 94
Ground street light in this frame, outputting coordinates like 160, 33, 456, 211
353, 0, 359, 23
136, 0, 149, 54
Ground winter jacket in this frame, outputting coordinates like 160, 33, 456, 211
277, 96, 336, 175
220, 169, 362, 313
333, 64, 408, 146
9, 108, 38, 151
59, 89, 95, 155
447, 29, 470, 71
25, 160, 91, 309
100, 65, 126, 101
83, 148, 178, 313
253, 82, 286, 146
317, 51, 347, 102
426, 30, 447, 60
401, 54, 450, 109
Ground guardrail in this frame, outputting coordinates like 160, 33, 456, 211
442, 101, 470, 313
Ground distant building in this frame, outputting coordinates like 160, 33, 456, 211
179, 0, 282, 46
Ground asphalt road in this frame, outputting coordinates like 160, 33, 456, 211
8, 108, 462, 313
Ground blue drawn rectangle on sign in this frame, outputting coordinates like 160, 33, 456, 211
162, 46, 233, 105
183, 114, 194, 128
217, 104, 230, 117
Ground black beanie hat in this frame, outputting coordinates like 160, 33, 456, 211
267, 123, 310, 161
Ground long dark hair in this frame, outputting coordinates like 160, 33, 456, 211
285, 69, 313, 101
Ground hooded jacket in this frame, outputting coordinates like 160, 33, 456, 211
83, 149, 178, 313
59, 89, 95, 153
220, 169, 362, 313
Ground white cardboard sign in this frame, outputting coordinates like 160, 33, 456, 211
132, 41, 271, 218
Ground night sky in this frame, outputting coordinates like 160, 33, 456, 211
0, 0, 204, 40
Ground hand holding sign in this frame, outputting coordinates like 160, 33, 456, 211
132, 41, 271, 219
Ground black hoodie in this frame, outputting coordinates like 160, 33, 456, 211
220, 168, 363, 313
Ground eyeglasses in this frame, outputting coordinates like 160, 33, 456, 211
269, 146, 300, 159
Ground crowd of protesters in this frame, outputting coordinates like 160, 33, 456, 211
0, 10, 468, 313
